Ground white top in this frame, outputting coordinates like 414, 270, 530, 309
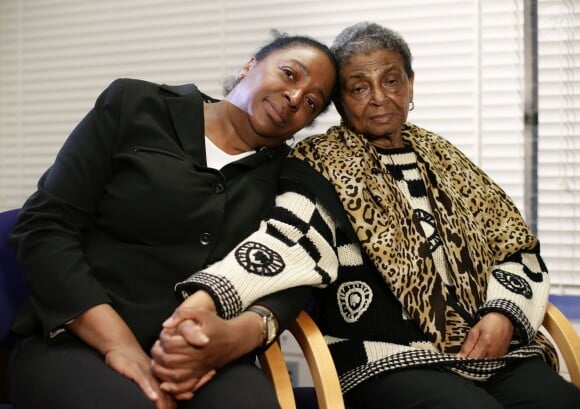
205, 135, 253, 169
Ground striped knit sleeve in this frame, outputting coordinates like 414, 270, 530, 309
477, 249, 550, 344
175, 179, 339, 319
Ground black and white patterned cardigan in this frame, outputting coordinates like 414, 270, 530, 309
176, 158, 557, 393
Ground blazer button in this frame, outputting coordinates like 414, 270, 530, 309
200, 232, 211, 246
214, 183, 225, 194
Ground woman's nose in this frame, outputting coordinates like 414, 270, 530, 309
285, 89, 302, 111
369, 87, 388, 106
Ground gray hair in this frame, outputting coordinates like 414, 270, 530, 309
331, 22, 413, 77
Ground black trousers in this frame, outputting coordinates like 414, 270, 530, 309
8, 335, 280, 409
345, 357, 580, 409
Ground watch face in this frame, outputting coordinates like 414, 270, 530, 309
266, 317, 277, 342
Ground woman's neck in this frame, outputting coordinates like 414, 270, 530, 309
369, 133, 404, 150
203, 101, 252, 154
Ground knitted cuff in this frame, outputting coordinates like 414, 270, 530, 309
485, 252, 550, 334
175, 272, 243, 319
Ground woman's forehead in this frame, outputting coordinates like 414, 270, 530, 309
341, 50, 404, 74
266, 44, 324, 59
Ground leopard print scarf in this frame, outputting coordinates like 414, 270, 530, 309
290, 122, 539, 352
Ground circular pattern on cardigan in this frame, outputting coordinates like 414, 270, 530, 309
337, 280, 373, 323
235, 241, 285, 276
492, 269, 533, 299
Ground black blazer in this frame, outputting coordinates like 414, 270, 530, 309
10, 78, 308, 349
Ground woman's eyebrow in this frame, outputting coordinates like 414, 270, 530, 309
292, 59, 327, 103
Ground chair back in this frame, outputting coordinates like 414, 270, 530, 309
0, 208, 27, 406
0, 209, 27, 348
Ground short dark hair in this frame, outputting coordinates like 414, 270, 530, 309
254, 29, 335, 65
223, 29, 338, 112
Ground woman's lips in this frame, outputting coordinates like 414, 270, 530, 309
370, 113, 392, 123
264, 99, 287, 127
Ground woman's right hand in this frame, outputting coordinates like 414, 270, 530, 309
105, 342, 176, 409
67, 303, 176, 409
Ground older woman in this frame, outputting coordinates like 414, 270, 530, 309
161, 22, 580, 408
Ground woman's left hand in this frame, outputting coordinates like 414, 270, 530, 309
458, 312, 514, 359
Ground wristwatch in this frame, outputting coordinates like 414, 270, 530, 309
247, 305, 278, 347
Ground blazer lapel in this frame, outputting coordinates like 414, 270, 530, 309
164, 85, 207, 166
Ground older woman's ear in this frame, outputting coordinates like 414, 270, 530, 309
408, 72, 415, 106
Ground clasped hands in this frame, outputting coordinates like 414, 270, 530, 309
150, 290, 246, 401
151, 306, 227, 400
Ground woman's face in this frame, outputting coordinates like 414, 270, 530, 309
228, 46, 336, 147
337, 49, 414, 149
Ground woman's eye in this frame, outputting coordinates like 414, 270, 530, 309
385, 77, 401, 87
306, 97, 316, 110
352, 86, 367, 94
282, 67, 294, 79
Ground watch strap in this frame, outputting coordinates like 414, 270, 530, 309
247, 305, 277, 347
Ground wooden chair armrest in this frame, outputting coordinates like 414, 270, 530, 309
289, 311, 345, 409
542, 302, 580, 387
258, 340, 297, 409
258, 310, 345, 409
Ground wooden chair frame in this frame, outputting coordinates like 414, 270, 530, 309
542, 302, 580, 385
260, 304, 580, 409
259, 311, 344, 409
